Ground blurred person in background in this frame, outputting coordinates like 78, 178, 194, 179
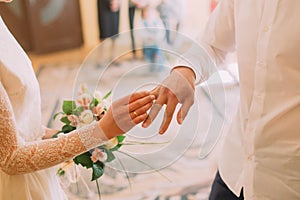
157, 0, 183, 44
138, 5, 165, 71
97, 0, 138, 62
97, 0, 120, 41
97, 0, 121, 63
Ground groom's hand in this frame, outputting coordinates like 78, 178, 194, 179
142, 67, 196, 134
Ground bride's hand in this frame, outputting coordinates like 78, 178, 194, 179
98, 91, 155, 139
42, 127, 60, 139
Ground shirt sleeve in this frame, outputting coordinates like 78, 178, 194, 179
175, 0, 236, 84
0, 82, 108, 175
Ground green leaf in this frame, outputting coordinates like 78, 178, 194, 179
91, 162, 105, 181
102, 90, 112, 100
62, 100, 76, 115
73, 152, 93, 168
90, 98, 99, 108
57, 168, 65, 176
105, 149, 115, 162
53, 112, 64, 120
61, 125, 76, 133
74, 106, 84, 114
117, 135, 126, 143
110, 143, 122, 151
60, 116, 71, 125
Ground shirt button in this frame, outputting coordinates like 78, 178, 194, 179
247, 155, 253, 161
263, 25, 270, 32
256, 93, 264, 98
247, 125, 255, 132
257, 61, 266, 68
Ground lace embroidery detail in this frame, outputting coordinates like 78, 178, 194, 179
77, 121, 109, 150
0, 83, 107, 175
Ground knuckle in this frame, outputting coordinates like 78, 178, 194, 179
161, 86, 170, 94
190, 98, 195, 105
168, 91, 176, 98
128, 105, 134, 111
140, 107, 147, 113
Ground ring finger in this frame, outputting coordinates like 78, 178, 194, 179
129, 94, 155, 112
130, 102, 153, 120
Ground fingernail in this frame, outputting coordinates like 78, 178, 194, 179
178, 118, 182, 125
180, 115, 185, 124
150, 95, 155, 99
142, 122, 148, 128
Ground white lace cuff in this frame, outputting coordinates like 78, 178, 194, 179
76, 121, 109, 150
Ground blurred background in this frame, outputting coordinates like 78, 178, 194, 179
0, 0, 217, 71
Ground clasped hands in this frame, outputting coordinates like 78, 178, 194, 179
98, 67, 196, 139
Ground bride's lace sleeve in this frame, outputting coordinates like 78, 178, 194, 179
0, 83, 108, 175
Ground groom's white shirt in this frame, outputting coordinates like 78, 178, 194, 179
178, 1, 300, 199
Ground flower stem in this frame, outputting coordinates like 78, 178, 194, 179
121, 140, 170, 146
118, 150, 172, 182
96, 179, 101, 200
115, 154, 132, 191
75, 165, 79, 194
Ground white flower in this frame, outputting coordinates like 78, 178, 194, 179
105, 137, 119, 149
76, 122, 86, 129
90, 148, 107, 163
79, 110, 94, 124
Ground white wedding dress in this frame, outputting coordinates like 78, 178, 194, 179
0, 17, 107, 200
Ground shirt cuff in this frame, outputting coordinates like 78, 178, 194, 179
174, 58, 204, 86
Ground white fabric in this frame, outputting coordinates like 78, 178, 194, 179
179, 1, 300, 199
0, 16, 108, 200
0, 15, 66, 200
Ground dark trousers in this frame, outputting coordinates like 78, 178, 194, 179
209, 171, 244, 200
128, 6, 136, 55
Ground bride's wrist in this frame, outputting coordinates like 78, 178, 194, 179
97, 120, 114, 140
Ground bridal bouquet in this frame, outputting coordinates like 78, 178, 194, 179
53, 84, 124, 182
53, 84, 169, 198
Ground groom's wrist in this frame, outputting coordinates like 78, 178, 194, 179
171, 66, 196, 86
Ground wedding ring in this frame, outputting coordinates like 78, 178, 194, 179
133, 111, 138, 117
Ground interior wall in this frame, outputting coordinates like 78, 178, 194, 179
79, 0, 99, 48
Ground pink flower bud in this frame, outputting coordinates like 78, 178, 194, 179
90, 148, 107, 163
